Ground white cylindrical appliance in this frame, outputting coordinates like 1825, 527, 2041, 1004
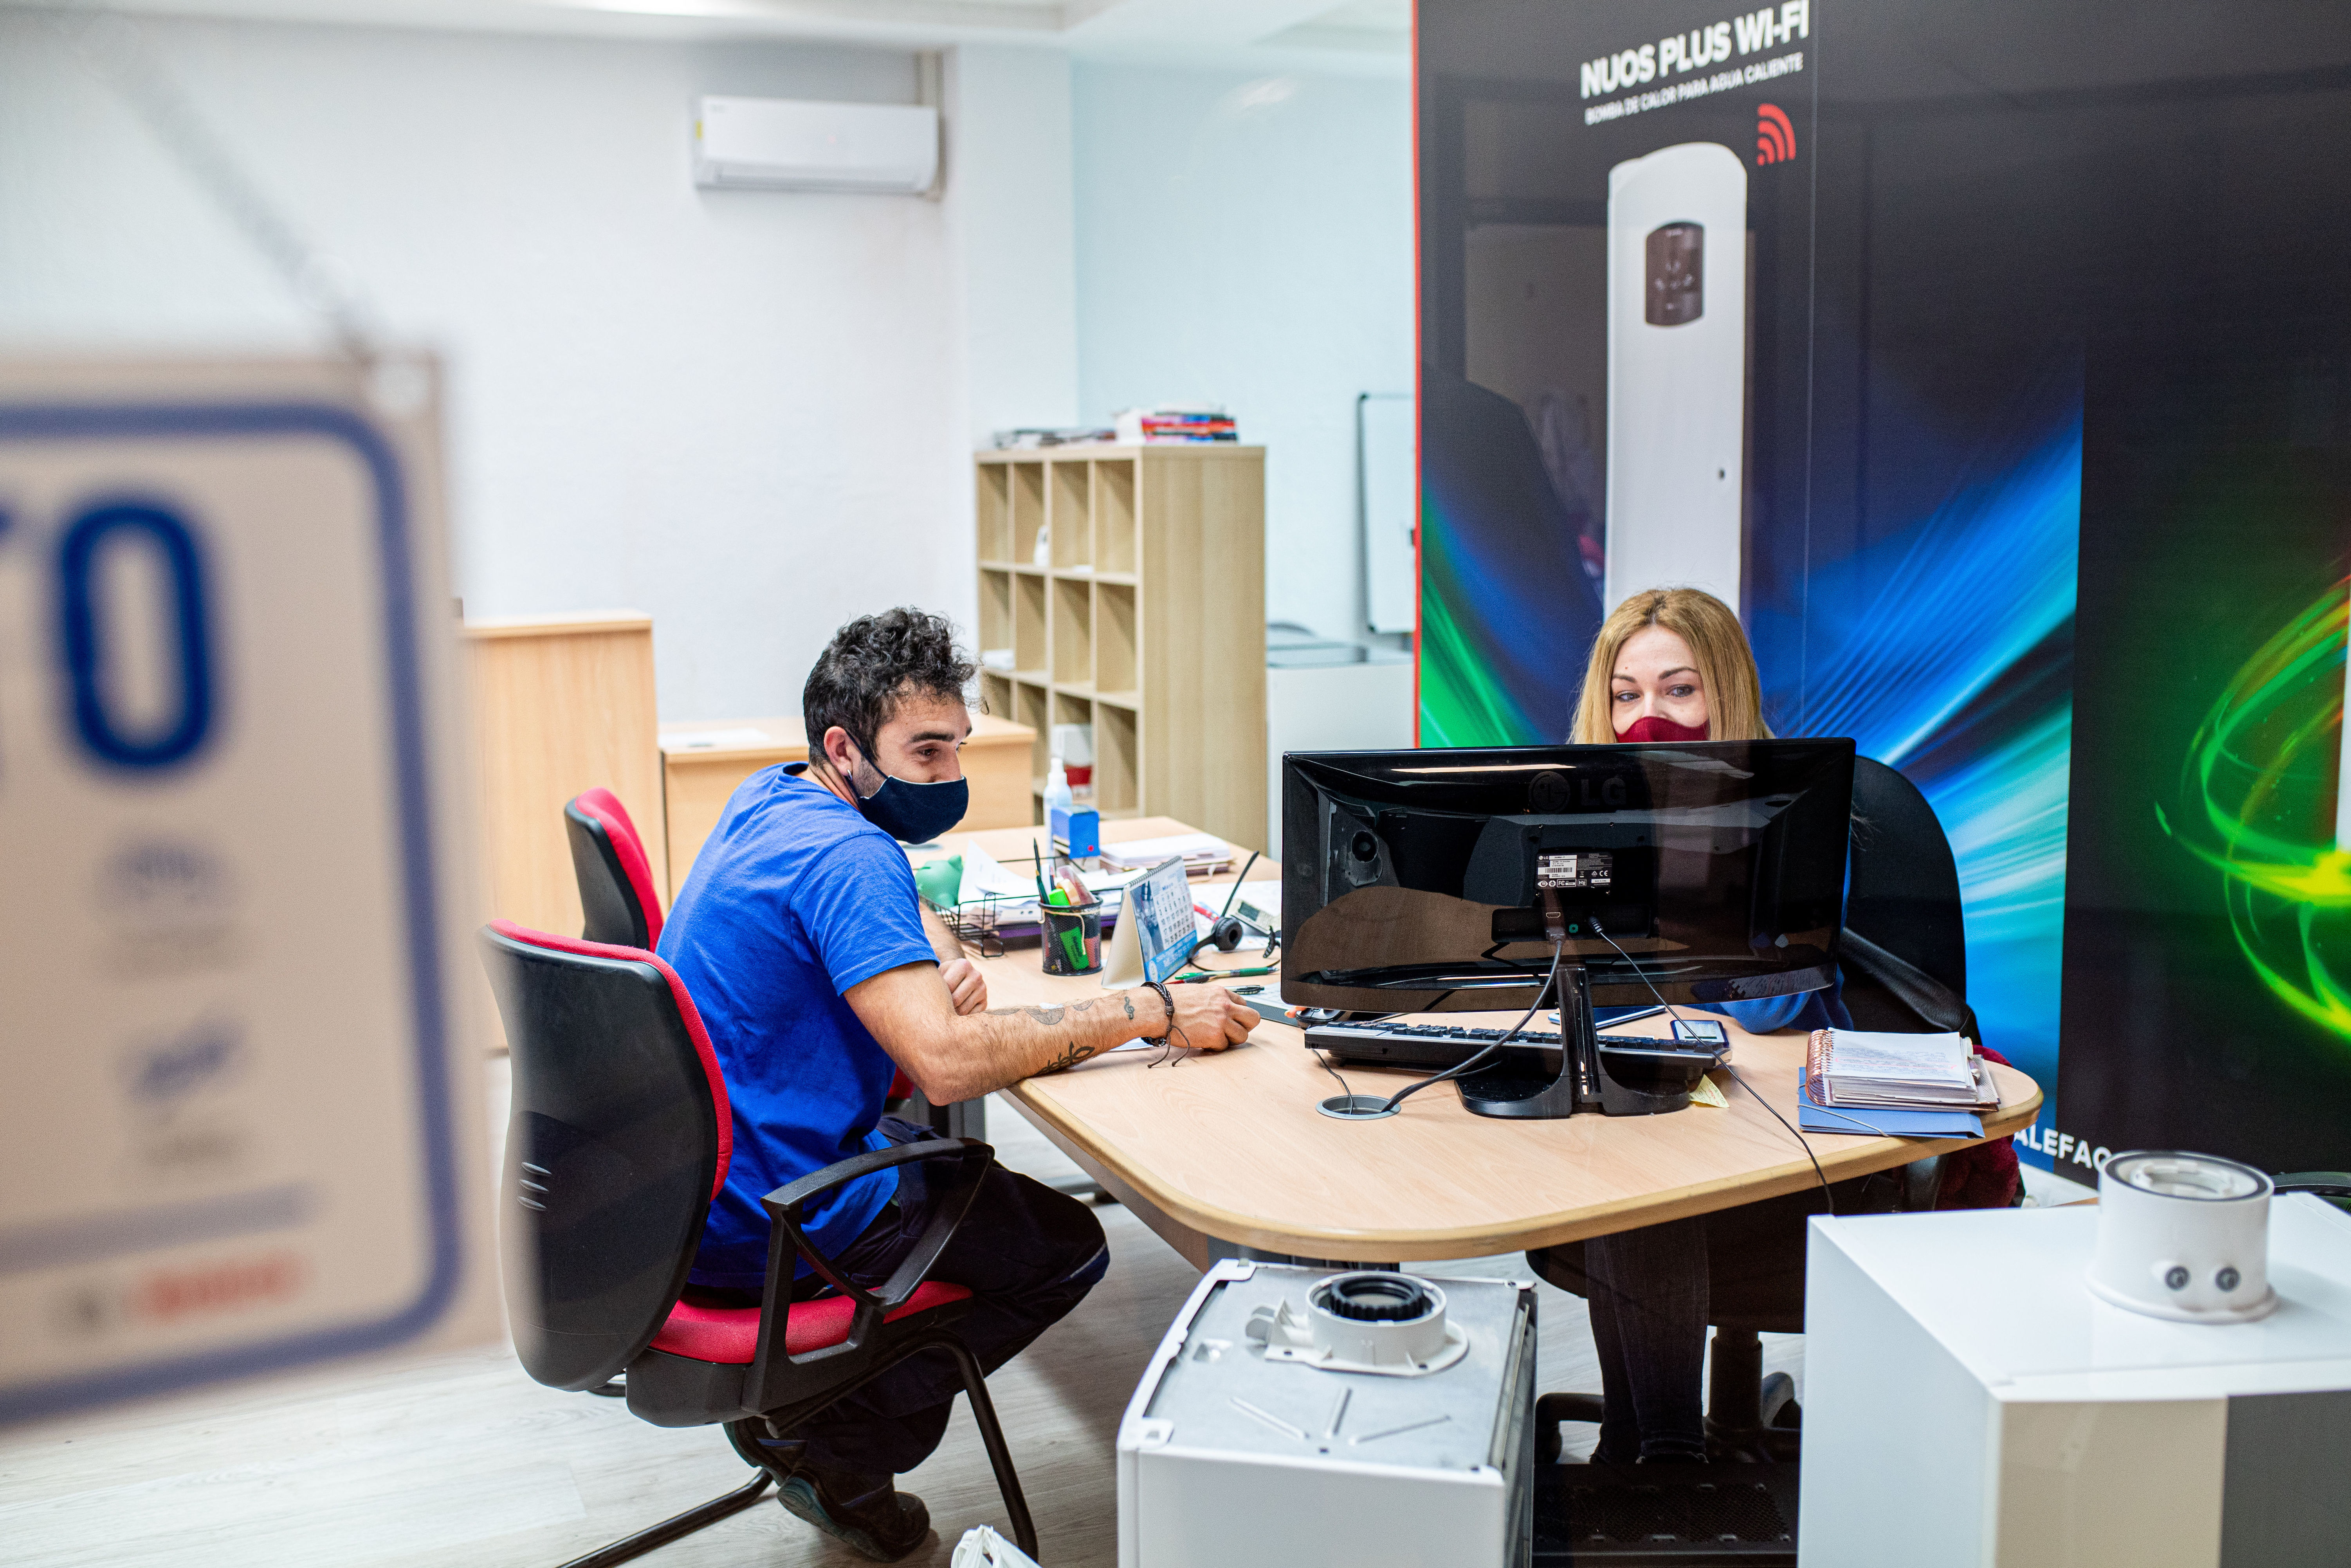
2086, 1150, 2278, 1322
1604, 141, 1748, 615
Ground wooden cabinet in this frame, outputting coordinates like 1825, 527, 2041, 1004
659, 712, 1035, 901
463, 610, 663, 939
973, 444, 1266, 851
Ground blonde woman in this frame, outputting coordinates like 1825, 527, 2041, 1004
1570, 584, 1771, 747
1571, 586, 1844, 1033
1556, 587, 1849, 1465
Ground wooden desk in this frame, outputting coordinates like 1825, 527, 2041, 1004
661, 712, 1037, 902
944, 816, 2045, 1270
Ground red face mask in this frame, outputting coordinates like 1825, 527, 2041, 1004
1619, 714, 1710, 744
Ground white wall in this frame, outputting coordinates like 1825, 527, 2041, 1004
0, 13, 971, 722
945, 46, 1079, 446
1071, 62, 1413, 648
0, 18, 1417, 717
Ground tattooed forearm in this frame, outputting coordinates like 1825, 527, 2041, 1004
1040, 1041, 1097, 1073
986, 997, 1103, 1026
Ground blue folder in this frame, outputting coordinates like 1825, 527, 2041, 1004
1796, 1083, 1983, 1139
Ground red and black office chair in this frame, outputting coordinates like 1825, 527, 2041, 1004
477, 919, 1037, 1565
564, 788, 665, 949
563, 786, 918, 1108
1529, 757, 2016, 1471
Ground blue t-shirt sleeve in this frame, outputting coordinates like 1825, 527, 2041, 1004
1715, 993, 1808, 1034
795, 832, 937, 994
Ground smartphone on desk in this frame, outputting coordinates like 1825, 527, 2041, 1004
1669, 1018, 1727, 1047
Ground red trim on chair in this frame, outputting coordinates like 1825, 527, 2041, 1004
649, 1282, 974, 1365
490, 919, 729, 1197
572, 787, 664, 947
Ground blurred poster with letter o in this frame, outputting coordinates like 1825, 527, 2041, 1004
0, 356, 494, 1426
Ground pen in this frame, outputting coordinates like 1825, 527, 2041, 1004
1172, 966, 1276, 983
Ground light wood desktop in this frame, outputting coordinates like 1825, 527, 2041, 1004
661, 712, 1036, 903
943, 816, 2045, 1271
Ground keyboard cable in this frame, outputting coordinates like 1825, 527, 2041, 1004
1589, 919, 1834, 1213
1372, 935, 1567, 1114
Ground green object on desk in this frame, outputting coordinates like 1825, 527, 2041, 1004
911, 854, 963, 907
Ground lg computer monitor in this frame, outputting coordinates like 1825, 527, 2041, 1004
1280, 740, 1855, 1016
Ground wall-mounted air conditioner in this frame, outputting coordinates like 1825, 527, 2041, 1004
692, 96, 939, 194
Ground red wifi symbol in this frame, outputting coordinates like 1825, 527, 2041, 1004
1756, 103, 1795, 165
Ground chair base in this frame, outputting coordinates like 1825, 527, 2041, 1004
1532, 1327, 1799, 1468
555, 1465, 775, 1568
553, 1328, 1038, 1568
1535, 1462, 1800, 1566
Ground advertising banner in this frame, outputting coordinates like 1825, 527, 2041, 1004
1417, 0, 2351, 1173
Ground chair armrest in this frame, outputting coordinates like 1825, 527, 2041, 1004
764, 1137, 988, 1217
758, 1138, 993, 1323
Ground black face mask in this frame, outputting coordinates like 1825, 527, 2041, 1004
845, 741, 969, 844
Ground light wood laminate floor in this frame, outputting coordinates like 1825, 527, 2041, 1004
0, 1065, 1810, 1568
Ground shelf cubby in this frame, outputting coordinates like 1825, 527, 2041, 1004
1051, 577, 1093, 685
1050, 461, 1091, 571
977, 465, 1012, 563
1013, 570, 1048, 674
1010, 462, 1047, 566
1015, 679, 1052, 786
1051, 689, 1089, 777
1095, 701, 1139, 817
1096, 460, 1138, 576
972, 444, 1264, 848
978, 669, 1015, 723
1096, 580, 1138, 697
978, 568, 1013, 660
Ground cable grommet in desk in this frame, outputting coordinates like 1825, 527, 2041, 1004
1318, 1094, 1399, 1121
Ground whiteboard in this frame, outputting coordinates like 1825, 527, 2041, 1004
1358, 392, 1416, 634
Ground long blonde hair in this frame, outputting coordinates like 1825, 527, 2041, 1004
1571, 587, 1770, 744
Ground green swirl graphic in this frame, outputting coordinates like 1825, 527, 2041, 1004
2162, 579, 2351, 1039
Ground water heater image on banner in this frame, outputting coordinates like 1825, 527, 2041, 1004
1605, 142, 1748, 614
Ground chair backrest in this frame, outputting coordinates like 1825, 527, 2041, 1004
477, 919, 729, 1392
565, 788, 664, 948
1841, 757, 1970, 1034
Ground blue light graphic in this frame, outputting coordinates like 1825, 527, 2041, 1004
1756, 408, 2083, 1165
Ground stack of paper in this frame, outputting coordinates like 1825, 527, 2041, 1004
1804, 1029, 2000, 1110
1097, 834, 1232, 875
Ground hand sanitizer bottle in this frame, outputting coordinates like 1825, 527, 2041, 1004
1044, 759, 1073, 819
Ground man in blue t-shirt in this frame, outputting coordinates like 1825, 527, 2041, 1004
660, 607, 1257, 1562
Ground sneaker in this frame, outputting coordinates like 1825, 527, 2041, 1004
777, 1470, 932, 1562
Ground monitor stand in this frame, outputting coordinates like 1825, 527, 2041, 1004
1456, 964, 1691, 1120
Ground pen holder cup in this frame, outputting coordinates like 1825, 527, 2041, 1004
1040, 905, 1102, 977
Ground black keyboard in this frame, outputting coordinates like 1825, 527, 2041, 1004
1303, 1017, 1723, 1072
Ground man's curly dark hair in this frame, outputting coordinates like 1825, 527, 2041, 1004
803, 607, 977, 765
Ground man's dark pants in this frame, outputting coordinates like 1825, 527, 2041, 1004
716, 1115, 1110, 1482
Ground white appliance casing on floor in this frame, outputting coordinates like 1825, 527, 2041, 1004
1117, 1260, 1538, 1568
1800, 1197, 2351, 1568
1604, 141, 1747, 614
